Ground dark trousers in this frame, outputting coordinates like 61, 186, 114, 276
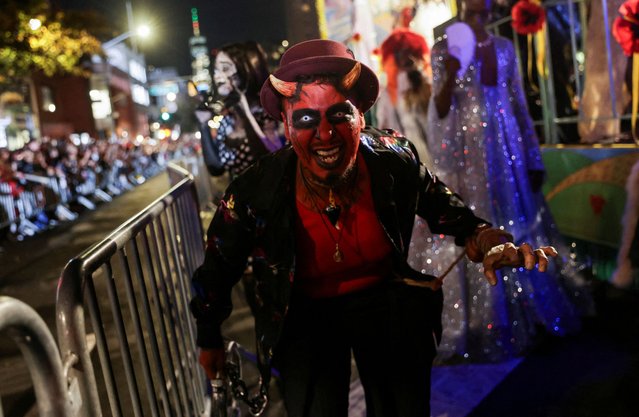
272, 282, 438, 417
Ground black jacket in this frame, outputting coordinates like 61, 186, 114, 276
191, 127, 486, 376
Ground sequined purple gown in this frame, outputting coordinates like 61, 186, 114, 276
408, 36, 591, 362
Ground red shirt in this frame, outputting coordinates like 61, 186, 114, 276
294, 161, 393, 298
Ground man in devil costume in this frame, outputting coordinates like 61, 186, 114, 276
190, 39, 558, 417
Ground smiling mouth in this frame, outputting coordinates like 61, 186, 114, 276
314, 145, 342, 166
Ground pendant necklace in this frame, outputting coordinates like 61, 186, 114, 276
299, 169, 346, 263
324, 188, 341, 228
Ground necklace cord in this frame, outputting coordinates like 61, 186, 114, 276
299, 167, 346, 262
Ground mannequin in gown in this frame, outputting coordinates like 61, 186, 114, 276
408, 0, 592, 362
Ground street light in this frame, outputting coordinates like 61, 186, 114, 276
102, 24, 151, 50
28, 18, 42, 31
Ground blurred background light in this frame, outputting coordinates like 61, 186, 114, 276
28, 18, 42, 31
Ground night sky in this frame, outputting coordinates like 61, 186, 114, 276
55, 0, 288, 75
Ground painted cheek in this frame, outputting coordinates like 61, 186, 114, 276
289, 135, 311, 163
337, 119, 359, 145
285, 118, 314, 168
231, 74, 241, 88
287, 129, 323, 177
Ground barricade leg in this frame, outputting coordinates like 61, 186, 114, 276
0, 296, 71, 417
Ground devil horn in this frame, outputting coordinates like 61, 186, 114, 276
341, 62, 361, 91
270, 74, 296, 97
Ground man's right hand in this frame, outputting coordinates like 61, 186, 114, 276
434, 53, 462, 118
442, 53, 461, 80
198, 347, 226, 380
224, 90, 242, 109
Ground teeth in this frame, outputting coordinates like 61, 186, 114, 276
314, 146, 341, 164
316, 147, 340, 156
320, 155, 339, 163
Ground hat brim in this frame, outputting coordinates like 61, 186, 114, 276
260, 56, 379, 121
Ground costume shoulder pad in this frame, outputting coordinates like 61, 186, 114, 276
360, 127, 418, 163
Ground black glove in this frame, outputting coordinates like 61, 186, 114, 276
222, 90, 241, 109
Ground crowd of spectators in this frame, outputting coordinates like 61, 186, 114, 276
0, 134, 198, 242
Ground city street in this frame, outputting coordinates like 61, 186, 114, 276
3, 0, 639, 416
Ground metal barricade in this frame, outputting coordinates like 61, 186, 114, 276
0, 179, 46, 239
170, 154, 226, 212
0, 181, 16, 230
56, 163, 210, 417
0, 296, 71, 417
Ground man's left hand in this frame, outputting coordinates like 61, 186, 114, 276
482, 242, 558, 285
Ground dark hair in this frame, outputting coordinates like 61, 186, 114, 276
215, 41, 270, 100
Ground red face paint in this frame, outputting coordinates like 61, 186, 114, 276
282, 82, 364, 186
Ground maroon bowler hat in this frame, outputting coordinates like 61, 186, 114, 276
259, 39, 380, 121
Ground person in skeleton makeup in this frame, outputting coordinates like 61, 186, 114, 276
190, 39, 559, 417
198, 41, 285, 178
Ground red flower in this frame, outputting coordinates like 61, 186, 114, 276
511, 0, 546, 35
352, 32, 362, 42
612, 0, 639, 56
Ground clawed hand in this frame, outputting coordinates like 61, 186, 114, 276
482, 242, 558, 286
